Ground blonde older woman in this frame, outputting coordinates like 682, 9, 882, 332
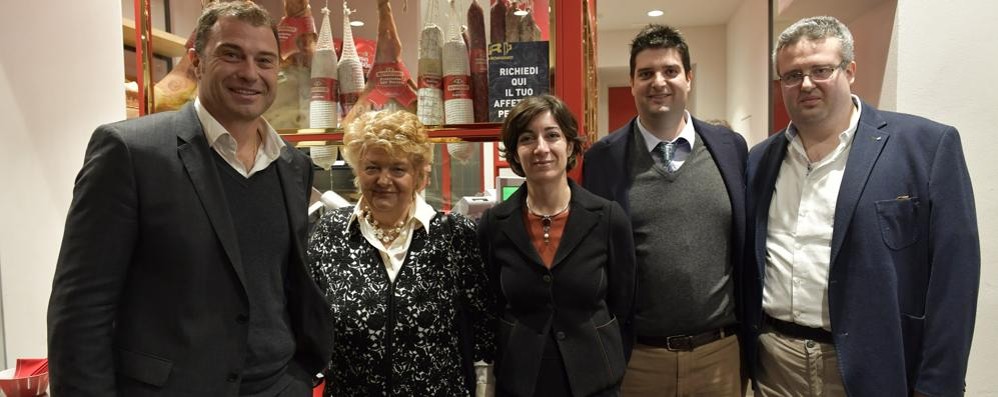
307, 110, 495, 396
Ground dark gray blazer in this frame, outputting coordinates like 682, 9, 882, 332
478, 180, 635, 397
744, 101, 980, 396
47, 103, 334, 396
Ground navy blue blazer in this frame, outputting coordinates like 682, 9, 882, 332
744, 101, 980, 396
582, 116, 748, 323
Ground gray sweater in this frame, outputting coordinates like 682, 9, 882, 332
627, 132, 736, 336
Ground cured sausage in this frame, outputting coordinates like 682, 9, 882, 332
468, 0, 488, 122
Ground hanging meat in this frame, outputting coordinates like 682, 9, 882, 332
343, 0, 419, 123
263, 0, 317, 129
505, 1, 520, 42
490, 0, 509, 44
310, 7, 339, 129
338, 2, 366, 118
519, 5, 542, 42
152, 32, 198, 113
417, 0, 445, 126
467, 0, 488, 122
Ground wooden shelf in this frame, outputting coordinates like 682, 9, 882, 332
122, 18, 187, 58
280, 123, 503, 146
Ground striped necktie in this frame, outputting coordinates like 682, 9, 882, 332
655, 140, 679, 172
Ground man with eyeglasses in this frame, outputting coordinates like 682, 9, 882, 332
744, 16, 979, 397
584, 24, 748, 396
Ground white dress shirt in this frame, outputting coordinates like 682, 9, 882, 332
636, 110, 696, 170
348, 194, 436, 282
762, 95, 862, 330
194, 97, 285, 178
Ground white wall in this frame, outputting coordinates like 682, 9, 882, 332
726, 0, 770, 144
597, 25, 729, 137
894, 1, 998, 394
0, 3, 126, 364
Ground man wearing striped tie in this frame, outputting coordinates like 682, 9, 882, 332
583, 24, 749, 396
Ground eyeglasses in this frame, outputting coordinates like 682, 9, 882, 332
778, 61, 848, 87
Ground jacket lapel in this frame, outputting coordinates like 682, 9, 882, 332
695, 119, 745, 246
175, 104, 247, 291
550, 181, 600, 268
829, 104, 889, 268
495, 186, 546, 267
754, 136, 790, 275
275, 146, 307, 266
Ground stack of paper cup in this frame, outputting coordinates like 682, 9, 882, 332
311, 145, 339, 170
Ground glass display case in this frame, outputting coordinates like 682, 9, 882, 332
126, 0, 597, 210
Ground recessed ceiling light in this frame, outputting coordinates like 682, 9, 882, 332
513, 10, 528, 16
647, 9, 664, 17
350, 20, 364, 27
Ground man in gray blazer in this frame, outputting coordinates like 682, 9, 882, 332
47, 2, 333, 395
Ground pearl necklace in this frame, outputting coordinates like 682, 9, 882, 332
526, 199, 570, 245
363, 207, 407, 245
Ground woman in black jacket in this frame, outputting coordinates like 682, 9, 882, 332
478, 95, 636, 396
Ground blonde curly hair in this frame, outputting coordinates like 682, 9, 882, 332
341, 110, 434, 189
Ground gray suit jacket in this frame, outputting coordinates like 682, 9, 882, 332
48, 103, 334, 396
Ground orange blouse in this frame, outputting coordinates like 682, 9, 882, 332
523, 207, 570, 268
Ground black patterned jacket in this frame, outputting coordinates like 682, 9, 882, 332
307, 207, 496, 396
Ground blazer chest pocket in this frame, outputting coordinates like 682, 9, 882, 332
875, 197, 920, 250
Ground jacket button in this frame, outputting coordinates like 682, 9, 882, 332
236, 314, 249, 324
542, 275, 552, 283
556, 331, 566, 340
227, 373, 239, 382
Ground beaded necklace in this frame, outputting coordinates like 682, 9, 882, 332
363, 207, 407, 245
525, 200, 570, 245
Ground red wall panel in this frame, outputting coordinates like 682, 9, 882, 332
608, 86, 637, 133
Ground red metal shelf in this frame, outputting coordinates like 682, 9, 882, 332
280, 123, 502, 144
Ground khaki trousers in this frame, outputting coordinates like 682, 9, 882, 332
755, 328, 845, 397
621, 333, 745, 397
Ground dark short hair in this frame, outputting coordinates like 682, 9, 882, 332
500, 95, 584, 177
193, 1, 279, 57
629, 24, 691, 78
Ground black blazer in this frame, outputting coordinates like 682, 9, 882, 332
582, 116, 748, 325
478, 180, 635, 397
47, 103, 334, 396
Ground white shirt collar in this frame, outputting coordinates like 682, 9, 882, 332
194, 97, 285, 177
637, 110, 697, 153
783, 95, 863, 146
347, 193, 437, 235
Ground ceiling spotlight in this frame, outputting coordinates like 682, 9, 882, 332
350, 20, 365, 27
513, 9, 528, 16
647, 9, 664, 17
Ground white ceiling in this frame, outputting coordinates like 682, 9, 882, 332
596, 0, 746, 31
